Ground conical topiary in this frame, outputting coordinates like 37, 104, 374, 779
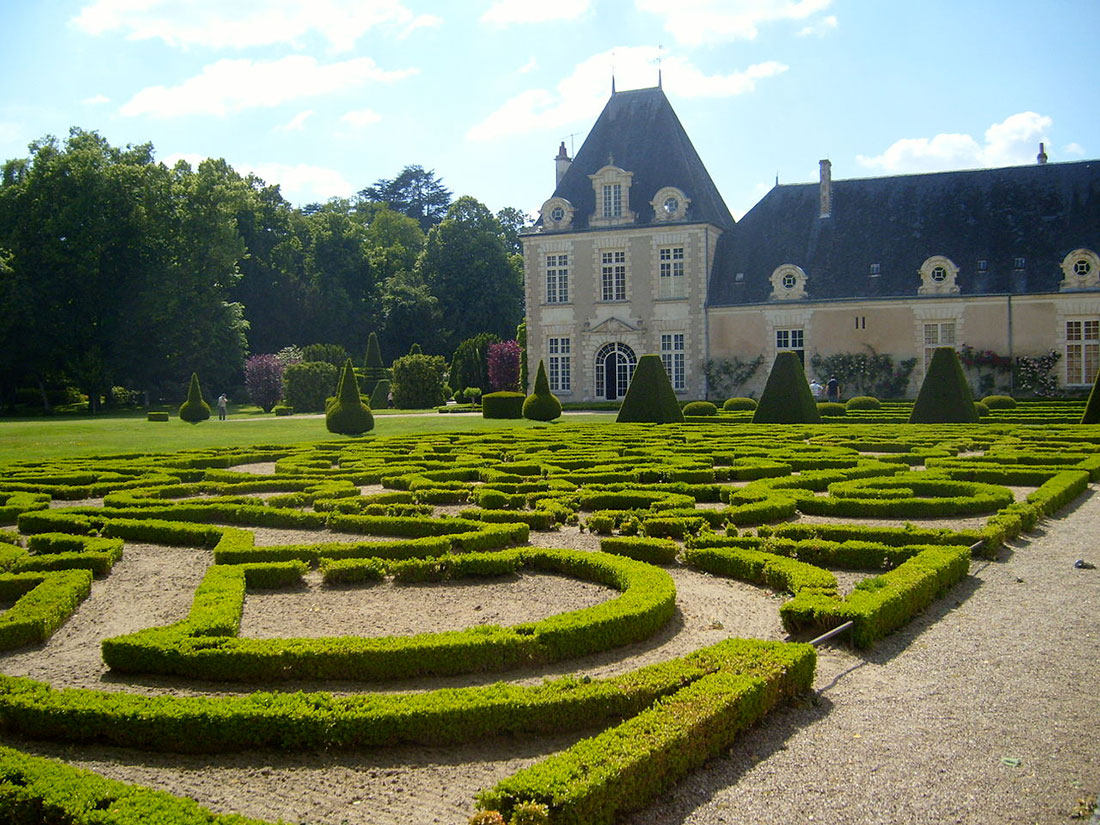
363, 332, 388, 397
178, 372, 211, 423
1081, 367, 1100, 424
909, 347, 979, 423
326, 359, 374, 435
616, 354, 685, 424
409, 343, 422, 356
753, 352, 821, 423
522, 360, 562, 421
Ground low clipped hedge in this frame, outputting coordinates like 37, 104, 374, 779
845, 396, 880, 411
981, 395, 1017, 409
683, 401, 718, 416
0, 569, 93, 649
816, 402, 846, 417
146, 411, 169, 422
100, 549, 676, 681
483, 392, 525, 419
683, 543, 838, 594
599, 536, 679, 565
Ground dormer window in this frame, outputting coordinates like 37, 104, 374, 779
539, 197, 575, 231
978, 259, 988, 272
918, 255, 960, 295
769, 264, 808, 300
1059, 248, 1100, 291
650, 186, 690, 222
589, 165, 635, 227
869, 263, 881, 276
1014, 257, 1026, 270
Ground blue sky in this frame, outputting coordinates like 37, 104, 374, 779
2, 0, 1098, 220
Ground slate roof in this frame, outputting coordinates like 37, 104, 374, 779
710, 160, 1100, 306
539, 86, 736, 232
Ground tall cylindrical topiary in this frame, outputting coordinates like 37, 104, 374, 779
753, 352, 821, 423
616, 354, 685, 423
178, 372, 211, 423
326, 359, 374, 435
909, 347, 979, 423
522, 360, 562, 421
1081, 367, 1100, 424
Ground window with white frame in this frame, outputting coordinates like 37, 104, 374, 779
545, 254, 569, 303
661, 333, 686, 390
776, 328, 805, 364
658, 246, 685, 299
602, 184, 622, 218
1066, 319, 1099, 385
547, 337, 571, 392
601, 250, 627, 301
923, 321, 956, 370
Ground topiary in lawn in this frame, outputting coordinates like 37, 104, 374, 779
616, 354, 685, 424
752, 352, 821, 423
974, 401, 990, 418
1082, 367, 1100, 424
683, 400, 718, 416
369, 378, 390, 409
178, 373, 211, 423
482, 391, 525, 419
909, 347, 979, 423
326, 359, 374, 435
981, 394, 1017, 410
845, 395, 881, 411
363, 332, 388, 397
723, 397, 757, 411
522, 360, 562, 421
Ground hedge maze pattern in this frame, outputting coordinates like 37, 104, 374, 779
1, 420, 1099, 824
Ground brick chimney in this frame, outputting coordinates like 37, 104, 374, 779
819, 159, 832, 218
1037, 142, 1048, 164
555, 142, 572, 186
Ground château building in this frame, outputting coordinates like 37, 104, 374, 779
521, 85, 1100, 400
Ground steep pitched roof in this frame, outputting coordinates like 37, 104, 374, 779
710, 159, 1100, 305
540, 87, 735, 232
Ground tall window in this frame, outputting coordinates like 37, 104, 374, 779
601, 250, 627, 301
547, 337, 571, 392
545, 254, 569, 303
1066, 319, 1099, 384
658, 246, 685, 299
661, 334, 685, 390
602, 184, 622, 218
923, 321, 956, 370
776, 328, 805, 364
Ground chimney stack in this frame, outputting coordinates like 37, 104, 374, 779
555, 141, 572, 186
1037, 142, 1048, 165
819, 159, 832, 218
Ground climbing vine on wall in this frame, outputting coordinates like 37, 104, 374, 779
704, 356, 765, 399
809, 349, 916, 399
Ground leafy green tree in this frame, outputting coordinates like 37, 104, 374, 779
390, 353, 447, 409
495, 206, 531, 255
450, 333, 500, 396
359, 165, 452, 232
379, 271, 443, 356
415, 197, 522, 352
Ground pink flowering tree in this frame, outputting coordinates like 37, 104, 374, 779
244, 354, 285, 412
488, 340, 521, 392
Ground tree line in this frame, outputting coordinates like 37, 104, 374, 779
0, 128, 527, 412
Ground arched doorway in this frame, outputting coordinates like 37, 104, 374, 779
594, 343, 637, 400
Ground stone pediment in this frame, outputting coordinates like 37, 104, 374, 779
586, 316, 640, 334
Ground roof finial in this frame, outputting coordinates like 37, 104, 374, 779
1037, 142, 1048, 164
611, 73, 616, 94
657, 44, 664, 89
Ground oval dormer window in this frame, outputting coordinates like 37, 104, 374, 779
931, 265, 947, 282
550, 206, 565, 222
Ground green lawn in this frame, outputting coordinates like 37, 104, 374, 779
0, 408, 615, 464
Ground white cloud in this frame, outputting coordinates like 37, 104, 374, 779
119, 55, 416, 118
340, 108, 382, 128
857, 112, 1053, 174
237, 162, 355, 203
518, 56, 538, 74
797, 14, 837, 36
276, 109, 314, 132
1064, 142, 1085, 157
481, 0, 590, 25
636, 0, 833, 45
72, 0, 441, 52
467, 46, 786, 142
81, 93, 111, 105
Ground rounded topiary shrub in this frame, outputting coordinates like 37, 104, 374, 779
753, 352, 821, 424
522, 360, 562, 421
482, 391, 525, 419
845, 395, 881, 411
616, 354, 685, 424
909, 347, 979, 423
817, 401, 847, 417
723, 397, 757, 411
326, 360, 374, 435
178, 373, 211, 423
981, 394, 1017, 409
273, 405, 294, 416
974, 401, 991, 418
683, 400, 718, 416
146, 411, 169, 422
